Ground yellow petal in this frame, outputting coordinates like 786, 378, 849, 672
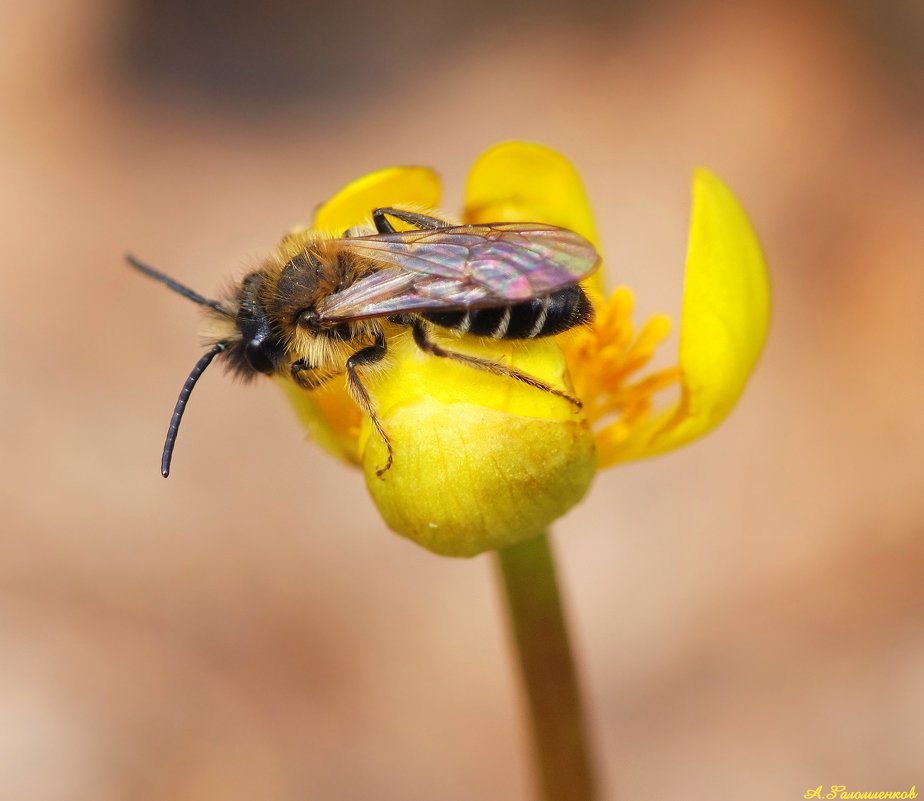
313, 165, 442, 234
464, 141, 604, 295
278, 377, 362, 464
281, 166, 443, 464
599, 168, 770, 464
360, 327, 596, 557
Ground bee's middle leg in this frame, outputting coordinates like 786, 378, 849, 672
410, 320, 582, 408
346, 333, 394, 477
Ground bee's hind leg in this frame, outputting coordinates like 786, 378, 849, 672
410, 320, 582, 409
373, 207, 448, 234
346, 333, 394, 477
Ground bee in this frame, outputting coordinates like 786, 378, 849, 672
129, 206, 600, 478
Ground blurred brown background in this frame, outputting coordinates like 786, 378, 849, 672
1, 0, 923, 798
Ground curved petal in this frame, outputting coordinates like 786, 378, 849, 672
464, 141, 604, 295
281, 166, 443, 465
600, 168, 770, 464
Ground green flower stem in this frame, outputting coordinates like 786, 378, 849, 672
495, 533, 598, 801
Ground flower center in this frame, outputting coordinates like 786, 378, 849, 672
560, 287, 680, 457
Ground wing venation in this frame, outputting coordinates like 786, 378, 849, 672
316, 223, 599, 322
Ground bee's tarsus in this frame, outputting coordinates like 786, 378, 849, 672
374, 445, 394, 479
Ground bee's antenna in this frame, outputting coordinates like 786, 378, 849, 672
161, 342, 226, 477
126, 254, 228, 315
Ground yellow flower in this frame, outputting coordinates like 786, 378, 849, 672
281, 143, 770, 557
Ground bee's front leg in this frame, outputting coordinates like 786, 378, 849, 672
290, 359, 336, 390
345, 333, 393, 477
372, 207, 449, 234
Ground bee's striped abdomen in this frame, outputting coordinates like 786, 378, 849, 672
423, 284, 592, 340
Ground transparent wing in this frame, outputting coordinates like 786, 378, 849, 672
316, 223, 599, 322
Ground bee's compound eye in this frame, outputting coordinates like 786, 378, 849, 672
244, 338, 276, 375
297, 309, 321, 329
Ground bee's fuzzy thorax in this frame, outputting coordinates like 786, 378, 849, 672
262, 236, 372, 339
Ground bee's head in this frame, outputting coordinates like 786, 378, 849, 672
223, 271, 287, 379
